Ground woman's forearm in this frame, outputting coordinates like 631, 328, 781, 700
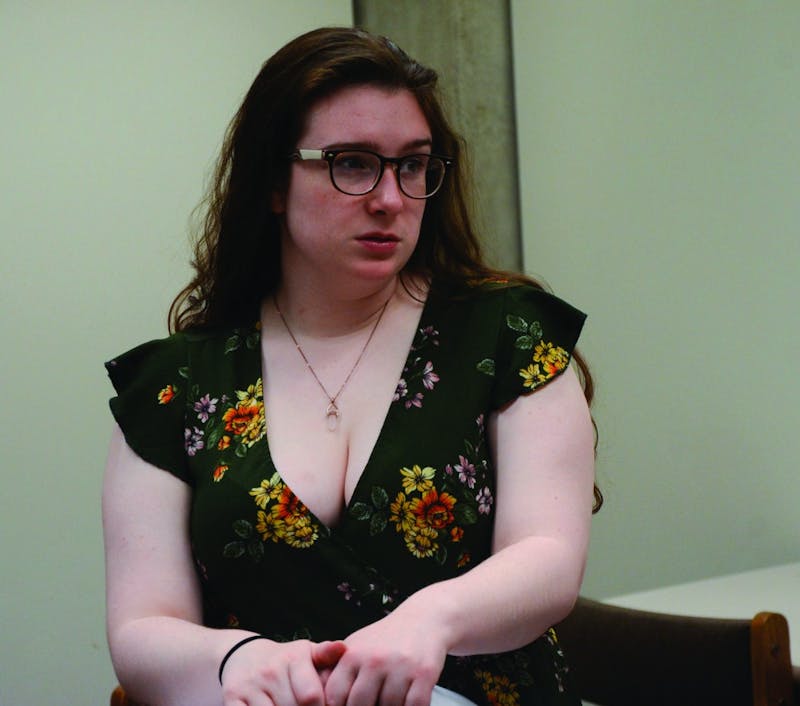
109, 616, 254, 706
398, 534, 584, 657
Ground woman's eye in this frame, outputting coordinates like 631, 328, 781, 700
336, 154, 373, 171
400, 156, 428, 175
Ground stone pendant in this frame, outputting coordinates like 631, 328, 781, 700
326, 402, 340, 432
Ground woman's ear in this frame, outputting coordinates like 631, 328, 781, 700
270, 190, 286, 214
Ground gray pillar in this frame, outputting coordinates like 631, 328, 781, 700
353, 0, 522, 271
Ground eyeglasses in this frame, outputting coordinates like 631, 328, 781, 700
290, 148, 453, 199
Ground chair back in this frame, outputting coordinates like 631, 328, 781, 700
556, 597, 795, 706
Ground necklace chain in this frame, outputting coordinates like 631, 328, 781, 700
273, 296, 390, 431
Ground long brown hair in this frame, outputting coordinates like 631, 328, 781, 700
169, 26, 602, 511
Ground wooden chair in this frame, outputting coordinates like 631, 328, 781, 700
556, 597, 796, 706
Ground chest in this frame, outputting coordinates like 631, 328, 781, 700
261, 317, 417, 527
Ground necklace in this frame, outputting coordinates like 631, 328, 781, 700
273, 296, 390, 431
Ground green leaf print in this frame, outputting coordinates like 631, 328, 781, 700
476, 358, 495, 376
371, 486, 389, 509
349, 502, 373, 521
514, 335, 534, 350
506, 314, 528, 333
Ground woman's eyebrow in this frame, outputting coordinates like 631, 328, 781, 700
322, 137, 434, 152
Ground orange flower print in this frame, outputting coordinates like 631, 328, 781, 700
410, 488, 456, 531
475, 670, 520, 706
217, 435, 231, 451
157, 384, 176, 404
250, 475, 319, 549
272, 486, 307, 525
450, 526, 464, 542
212, 464, 229, 483
220, 379, 265, 447
456, 551, 471, 568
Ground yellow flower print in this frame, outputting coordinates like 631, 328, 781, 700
236, 378, 263, 408
249, 473, 283, 509
519, 363, 544, 390
255, 509, 280, 543
279, 513, 318, 549
157, 384, 176, 404
400, 465, 436, 495
389, 492, 415, 533
474, 670, 520, 706
404, 525, 439, 559
533, 341, 569, 376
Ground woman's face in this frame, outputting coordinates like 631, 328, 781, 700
275, 84, 431, 293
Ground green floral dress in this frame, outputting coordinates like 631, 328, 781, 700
106, 281, 586, 706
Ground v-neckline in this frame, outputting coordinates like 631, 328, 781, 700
255, 289, 435, 533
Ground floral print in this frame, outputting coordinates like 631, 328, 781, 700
184, 426, 204, 456
477, 310, 571, 394
158, 384, 177, 404
222, 472, 322, 555
394, 325, 440, 409
475, 670, 521, 706
352, 414, 489, 567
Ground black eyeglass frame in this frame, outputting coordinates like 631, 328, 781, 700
290, 148, 454, 199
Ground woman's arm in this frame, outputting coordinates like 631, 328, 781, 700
323, 367, 596, 706
103, 425, 343, 706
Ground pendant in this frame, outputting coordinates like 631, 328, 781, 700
326, 402, 340, 432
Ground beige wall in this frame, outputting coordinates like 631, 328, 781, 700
512, 1, 800, 597
0, 3, 351, 704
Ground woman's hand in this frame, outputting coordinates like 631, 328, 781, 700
221, 637, 346, 706
322, 604, 449, 706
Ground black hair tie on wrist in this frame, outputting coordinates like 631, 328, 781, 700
218, 635, 269, 684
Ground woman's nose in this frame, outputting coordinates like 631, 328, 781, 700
367, 164, 405, 212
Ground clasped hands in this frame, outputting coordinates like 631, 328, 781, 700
221, 614, 448, 706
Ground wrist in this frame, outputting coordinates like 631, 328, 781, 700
217, 632, 267, 684
397, 580, 462, 654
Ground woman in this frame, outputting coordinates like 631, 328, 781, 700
103, 27, 598, 706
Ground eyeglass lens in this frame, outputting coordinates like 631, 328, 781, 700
331, 151, 445, 198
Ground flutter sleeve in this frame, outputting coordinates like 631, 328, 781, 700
105, 333, 192, 484
489, 285, 587, 410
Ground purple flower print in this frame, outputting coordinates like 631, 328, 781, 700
476, 486, 493, 515
420, 325, 440, 343
337, 582, 354, 601
454, 455, 477, 489
184, 426, 205, 456
404, 392, 424, 409
393, 378, 408, 402
421, 361, 439, 390
194, 393, 218, 422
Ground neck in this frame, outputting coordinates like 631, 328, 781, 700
273, 276, 400, 338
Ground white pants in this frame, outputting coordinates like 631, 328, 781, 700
430, 685, 479, 706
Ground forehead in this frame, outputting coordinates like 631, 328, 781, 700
299, 84, 431, 150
